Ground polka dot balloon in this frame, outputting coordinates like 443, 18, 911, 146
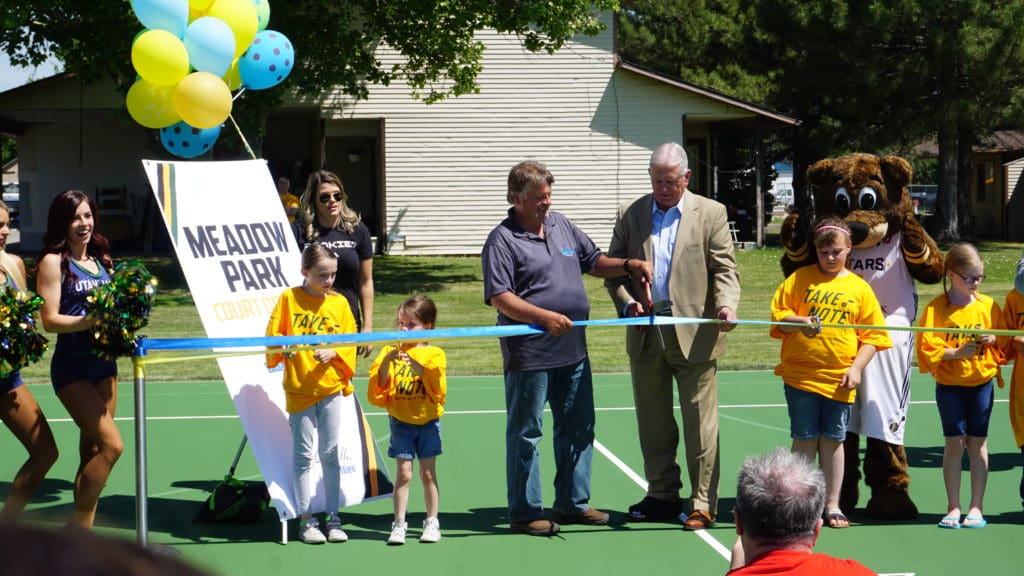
238, 29, 294, 90
160, 120, 222, 159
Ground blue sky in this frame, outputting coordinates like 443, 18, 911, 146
0, 52, 62, 92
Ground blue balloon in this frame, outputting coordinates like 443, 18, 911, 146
160, 121, 221, 159
238, 30, 294, 90
130, 0, 189, 38
184, 17, 236, 77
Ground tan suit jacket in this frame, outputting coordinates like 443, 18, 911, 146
605, 192, 741, 363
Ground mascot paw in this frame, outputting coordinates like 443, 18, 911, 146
865, 490, 919, 520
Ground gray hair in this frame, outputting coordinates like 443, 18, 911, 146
507, 161, 554, 203
649, 142, 688, 172
735, 448, 825, 544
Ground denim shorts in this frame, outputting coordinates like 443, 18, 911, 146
1, 371, 23, 394
784, 384, 851, 442
50, 352, 117, 391
388, 416, 442, 460
935, 379, 994, 437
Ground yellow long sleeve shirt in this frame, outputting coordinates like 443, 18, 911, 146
916, 292, 1004, 387
771, 267, 892, 403
367, 344, 447, 425
265, 287, 357, 413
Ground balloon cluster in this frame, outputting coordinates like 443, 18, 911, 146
85, 261, 159, 360
126, 0, 294, 158
0, 287, 48, 378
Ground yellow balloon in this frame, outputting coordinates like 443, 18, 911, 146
223, 57, 242, 91
190, 0, 215, 10
126, 78, 181, 128
131, 30, 190, 87
207, 0, 259, 57
173, 71, 233, 129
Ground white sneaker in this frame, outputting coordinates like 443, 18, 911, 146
300, 520, 326, 544
387, 520, 407, 545
419, 517, 441, 543
325, 515, 348, 543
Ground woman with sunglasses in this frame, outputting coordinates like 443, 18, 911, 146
917, 242, 1007, 530
293, 171, 375, 357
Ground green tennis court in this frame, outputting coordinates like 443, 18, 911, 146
3, 369, 1022, 575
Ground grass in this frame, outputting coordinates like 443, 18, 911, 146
17, 240, 1024, 383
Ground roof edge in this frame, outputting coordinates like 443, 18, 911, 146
615, 59, 799, 127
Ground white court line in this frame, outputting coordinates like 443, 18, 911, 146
593, 439, 733, 561
719, 413, 789, 433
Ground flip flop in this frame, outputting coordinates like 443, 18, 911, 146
962, 515, 986, 529
823, 509, 850, 529
937, 514, 961, 529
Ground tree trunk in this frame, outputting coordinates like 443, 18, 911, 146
936, 117, 959, 241
956, 123, 975, 239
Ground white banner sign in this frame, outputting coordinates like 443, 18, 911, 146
142, 159, 392, 521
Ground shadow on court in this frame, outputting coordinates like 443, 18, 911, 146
907, 445, 1021, 472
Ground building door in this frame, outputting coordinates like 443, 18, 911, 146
324, 119, 384, 248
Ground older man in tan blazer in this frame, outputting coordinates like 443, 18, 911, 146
605, 142, 741, 530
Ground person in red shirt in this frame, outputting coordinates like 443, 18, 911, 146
727, 448, 876, 575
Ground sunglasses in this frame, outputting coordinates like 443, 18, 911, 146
956, 272, 986, 283
318, 192, 344, 203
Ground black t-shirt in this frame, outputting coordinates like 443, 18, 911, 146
291, 220, 373, 325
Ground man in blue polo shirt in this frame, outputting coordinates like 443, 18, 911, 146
482, 160, 652, 536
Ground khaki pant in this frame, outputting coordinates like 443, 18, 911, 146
629, 327, 720, 515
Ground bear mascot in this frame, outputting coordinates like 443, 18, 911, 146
780, 153, 944, 520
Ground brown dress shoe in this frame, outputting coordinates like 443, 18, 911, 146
510, 519, 561, 536
682, 510, 715, 531
553, 507, 610, 526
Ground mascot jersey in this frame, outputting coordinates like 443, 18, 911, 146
1004, 289, 1024, 448
848, 232, 917, 321
847, 232, 917, 443
368, 345, 447, 425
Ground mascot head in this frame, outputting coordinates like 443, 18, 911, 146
806, 153, 912, 248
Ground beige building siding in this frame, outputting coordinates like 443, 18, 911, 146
1006, 158, 1024, 241
316, 15, 754, 255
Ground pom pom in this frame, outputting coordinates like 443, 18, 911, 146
85, 260, 158, 360
0, 286, 48, 377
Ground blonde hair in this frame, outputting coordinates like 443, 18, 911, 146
300, 242, 336, 271
942, 242, 984, 295
297, 170, 361, 239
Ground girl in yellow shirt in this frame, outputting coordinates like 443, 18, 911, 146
369, 295, 447, 545
917, 242, 1005, 529
1002, 278, 1024, 511
771, 218, 891, 529
266, 243, 357, 544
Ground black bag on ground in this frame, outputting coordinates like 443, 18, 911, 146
193, 475, 270, 524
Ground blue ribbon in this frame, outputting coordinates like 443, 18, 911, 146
136, 316, 715, 354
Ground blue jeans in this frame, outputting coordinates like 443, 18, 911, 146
504, 357, 595, 522
289, 393, 342, 517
